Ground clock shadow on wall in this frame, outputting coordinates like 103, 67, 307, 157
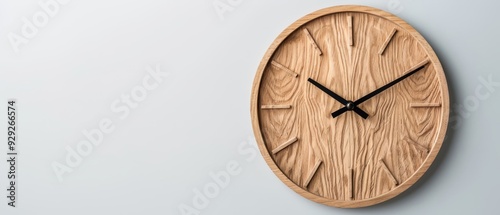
251, 5, 457, 209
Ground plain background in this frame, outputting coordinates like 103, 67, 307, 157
0, 0, 499, 214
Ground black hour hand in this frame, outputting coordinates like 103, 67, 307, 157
308, 78, 368, 119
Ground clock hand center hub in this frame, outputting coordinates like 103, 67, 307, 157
346, 101, 355, 110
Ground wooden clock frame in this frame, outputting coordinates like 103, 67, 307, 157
250, 5, 449, 208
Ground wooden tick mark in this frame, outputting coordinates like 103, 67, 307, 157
304, 159, 322, 188
271, 61, 299, 77
410, 103, 441, 108
261, 105, 292, 110
303, 28, 323, 55
379, 28, 397, 55
347, 15, 353, 46
404, 138, 429, 153
379, 160, 399, 186
348, 168, 354, 199
272, 137, 298, 154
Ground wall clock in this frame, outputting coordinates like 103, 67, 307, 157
250, 5, 449, 208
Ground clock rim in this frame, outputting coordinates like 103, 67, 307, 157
250, 5, 450, 208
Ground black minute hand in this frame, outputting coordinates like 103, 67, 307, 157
331, 59, 430, 118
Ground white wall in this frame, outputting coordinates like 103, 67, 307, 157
0, 0, 498, 214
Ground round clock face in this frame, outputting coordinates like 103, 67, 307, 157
250, 6, 449, 208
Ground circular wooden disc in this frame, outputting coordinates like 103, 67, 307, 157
251, 5, 449, 208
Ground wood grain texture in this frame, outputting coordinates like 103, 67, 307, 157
251, 5, 449, 208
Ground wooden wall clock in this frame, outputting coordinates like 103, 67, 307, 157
250, 5, 449, 208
